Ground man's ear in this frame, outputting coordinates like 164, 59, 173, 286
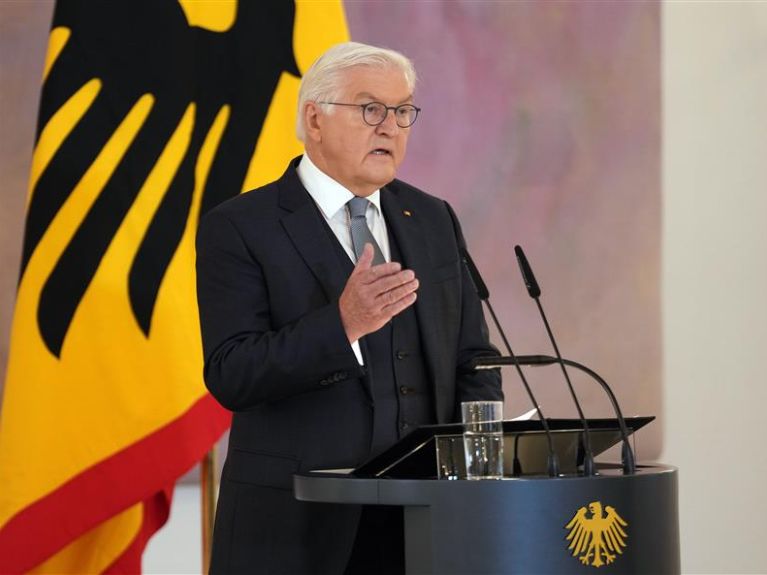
303, 101, 323, 143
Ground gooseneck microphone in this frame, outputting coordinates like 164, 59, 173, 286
475, 354, 636, 474
513, 245, 596, 476
460, 248, 559, 477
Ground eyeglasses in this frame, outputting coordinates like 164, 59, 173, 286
318, 101, 421, 128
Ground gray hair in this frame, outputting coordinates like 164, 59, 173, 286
296, 41, 417, 141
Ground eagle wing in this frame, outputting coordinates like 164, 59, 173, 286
602, 505, 629, 553
565, 507, 592, 556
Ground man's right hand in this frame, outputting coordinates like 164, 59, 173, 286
339, 243, 419, 343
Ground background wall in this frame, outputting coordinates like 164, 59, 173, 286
661, 2, 767, 573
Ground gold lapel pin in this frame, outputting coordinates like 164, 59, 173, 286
403, 210, 412, 217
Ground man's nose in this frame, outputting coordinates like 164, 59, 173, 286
375, 109, 400, 135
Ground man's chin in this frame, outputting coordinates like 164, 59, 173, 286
365, 164, 397, 185
369, 175, 396, 190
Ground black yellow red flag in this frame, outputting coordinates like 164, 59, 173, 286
0, 1, 349, 572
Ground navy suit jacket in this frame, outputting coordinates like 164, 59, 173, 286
196, 157, 502, 574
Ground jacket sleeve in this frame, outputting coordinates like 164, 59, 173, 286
444, 201, 504, 408
195, 209, 363, 411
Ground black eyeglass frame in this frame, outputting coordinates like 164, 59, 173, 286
317, 101, 421, 128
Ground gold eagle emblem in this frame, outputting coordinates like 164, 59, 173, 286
564, 501, 628, 567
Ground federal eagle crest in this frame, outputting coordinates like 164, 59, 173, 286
564, 501, 628, 567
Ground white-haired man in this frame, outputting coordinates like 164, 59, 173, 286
196, 41, 502, 574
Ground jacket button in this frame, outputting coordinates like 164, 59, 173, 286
399, 386, 410, 395
395, 350, 407, 360
400, 422, 410, 431
319, 379, 329, 386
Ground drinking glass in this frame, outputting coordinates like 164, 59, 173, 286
461, 401, 504, 480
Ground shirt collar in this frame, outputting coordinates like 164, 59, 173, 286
297, 153, 382, 219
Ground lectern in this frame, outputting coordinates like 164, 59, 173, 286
294, 418, 679, 575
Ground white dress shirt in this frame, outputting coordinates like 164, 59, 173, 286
296, 153, 392, 365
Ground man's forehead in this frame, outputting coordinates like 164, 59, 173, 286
336, 65, 412, 103
352, 91, 414, 104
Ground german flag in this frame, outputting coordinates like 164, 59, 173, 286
0, 1, 349, 572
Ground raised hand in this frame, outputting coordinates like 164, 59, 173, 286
339, 243, 419, 343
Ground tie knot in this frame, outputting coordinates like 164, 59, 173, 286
347, 196, 369, 219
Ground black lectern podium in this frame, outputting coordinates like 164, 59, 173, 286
294, 419, 680, 575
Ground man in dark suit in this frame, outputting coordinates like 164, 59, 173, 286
196, 42, 502, 575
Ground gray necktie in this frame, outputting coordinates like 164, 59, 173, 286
348, 196, 386, 265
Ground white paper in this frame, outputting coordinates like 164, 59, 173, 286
510, 408, 538, 421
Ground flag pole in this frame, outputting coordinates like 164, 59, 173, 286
201, 446, 218, 574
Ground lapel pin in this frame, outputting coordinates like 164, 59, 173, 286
403, 210, 412, 217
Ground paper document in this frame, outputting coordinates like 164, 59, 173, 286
510, 408, 538, 421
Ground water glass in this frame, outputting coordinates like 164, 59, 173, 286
461, 401, 504, 480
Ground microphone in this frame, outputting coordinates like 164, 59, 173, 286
474, 354, 636, 474
460, 248, 559, 477
513, 245, 596, 476
460, 247, 490, 300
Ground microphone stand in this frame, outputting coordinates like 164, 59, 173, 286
460, 249, 559, 477
474, 354, 636, 474
514, 246, 596, 476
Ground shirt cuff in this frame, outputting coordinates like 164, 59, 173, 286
351, 340, 364, 366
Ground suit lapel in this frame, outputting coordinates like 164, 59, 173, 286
278, 161, 374, 402
278, 164, 347, 303
382, 188, 443, 410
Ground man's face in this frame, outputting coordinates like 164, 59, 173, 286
312, 65, 413, 197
